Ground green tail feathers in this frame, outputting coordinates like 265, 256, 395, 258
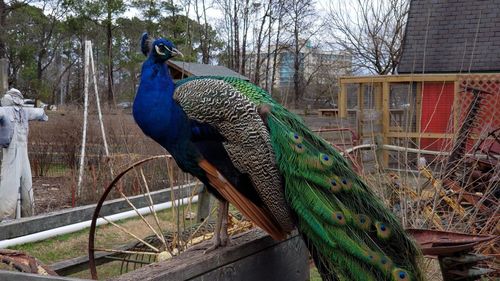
266, 114, 424, 281
182, 76, 424, 281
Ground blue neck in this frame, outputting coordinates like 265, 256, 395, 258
133, 57, 189, 151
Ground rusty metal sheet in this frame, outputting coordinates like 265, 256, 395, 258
0, 249, 57, 276
407, 229, 496, 256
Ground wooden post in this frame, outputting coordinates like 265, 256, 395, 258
453, 80, 460, 134
0, 58, 7, 94
339, 80, 347, 118
379, 82, 390, 169
196, 187, 212, 222
415, 82, 422, 148
358, 83, 364, 140
374, 83, 383, 112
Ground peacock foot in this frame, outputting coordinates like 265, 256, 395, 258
203, 232, 231, 254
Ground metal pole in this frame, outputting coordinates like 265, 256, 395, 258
77, 41, 90, 196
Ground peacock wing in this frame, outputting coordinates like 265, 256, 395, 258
174, 78, 295, 234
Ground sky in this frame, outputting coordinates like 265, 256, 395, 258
202, 0, 332, 21
125, 0, 333, 24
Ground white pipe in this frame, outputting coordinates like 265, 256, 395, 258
342, 143, 491, 159
382, 144, 450, 156
341, 144, 376, 155
0, 196, 198, 249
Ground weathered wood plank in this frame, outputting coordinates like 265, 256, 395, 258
111, 229, 309, 281
49, 243, 130, 276
340, 73, 461, 84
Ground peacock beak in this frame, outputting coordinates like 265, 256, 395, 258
171, 47, 184, 58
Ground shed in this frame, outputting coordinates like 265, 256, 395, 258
167, 60, 249, 81
388, 0, 500, 152
398, 0, 500, 74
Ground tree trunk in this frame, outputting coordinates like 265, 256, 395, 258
0, 0, 6, 59
254, 5, 268, 85
270, 0, 283, 95
195, 0, 210, 64
202, 0, 211, 64
265, 0, 273, 92
36, 49, 46, 99
240, 0, 250, 75
293, 19, 301, 108
233, 0, 240, 72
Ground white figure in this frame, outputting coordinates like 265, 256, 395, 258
0, 88, 47, 220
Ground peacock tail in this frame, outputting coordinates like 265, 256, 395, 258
176, 76, 424, 281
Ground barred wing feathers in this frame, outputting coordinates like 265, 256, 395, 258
175, 78, 295, 234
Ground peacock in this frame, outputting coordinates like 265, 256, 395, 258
133, 33, 424, 281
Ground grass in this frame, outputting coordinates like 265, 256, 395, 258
44, 163, 73, 177
10, 202, 199, 279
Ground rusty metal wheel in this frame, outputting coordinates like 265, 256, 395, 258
88, 155, 201, 280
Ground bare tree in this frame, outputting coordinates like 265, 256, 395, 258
240, 0, 251, 75
215, 0, 257, 74
34, 0, 68, 88
263, 0, 275, 91
326, 0, 409, 74
215, 0, 240, 70
251, 1, 271, 85
282, 0, 321, 108
268, 0, 286, 93
194, 0, 208, 63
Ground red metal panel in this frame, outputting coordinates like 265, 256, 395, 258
420, 82, 455, 150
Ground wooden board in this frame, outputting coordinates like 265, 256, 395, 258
111, 229, 309, 281
317, 109, 339, 117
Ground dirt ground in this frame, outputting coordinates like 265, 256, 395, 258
32, 176, 74, 215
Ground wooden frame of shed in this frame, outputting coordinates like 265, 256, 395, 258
337, 73, 500, 166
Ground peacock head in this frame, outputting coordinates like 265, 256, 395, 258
149, 37, 183, 63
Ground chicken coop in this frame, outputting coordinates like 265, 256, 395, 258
336, 74, 499, 267
338, 73, 500, 168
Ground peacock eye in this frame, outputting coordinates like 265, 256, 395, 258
392, 268, 409, 281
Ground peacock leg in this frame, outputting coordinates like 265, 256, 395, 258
204, 199, 230, 253
219, 200, 230, 246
